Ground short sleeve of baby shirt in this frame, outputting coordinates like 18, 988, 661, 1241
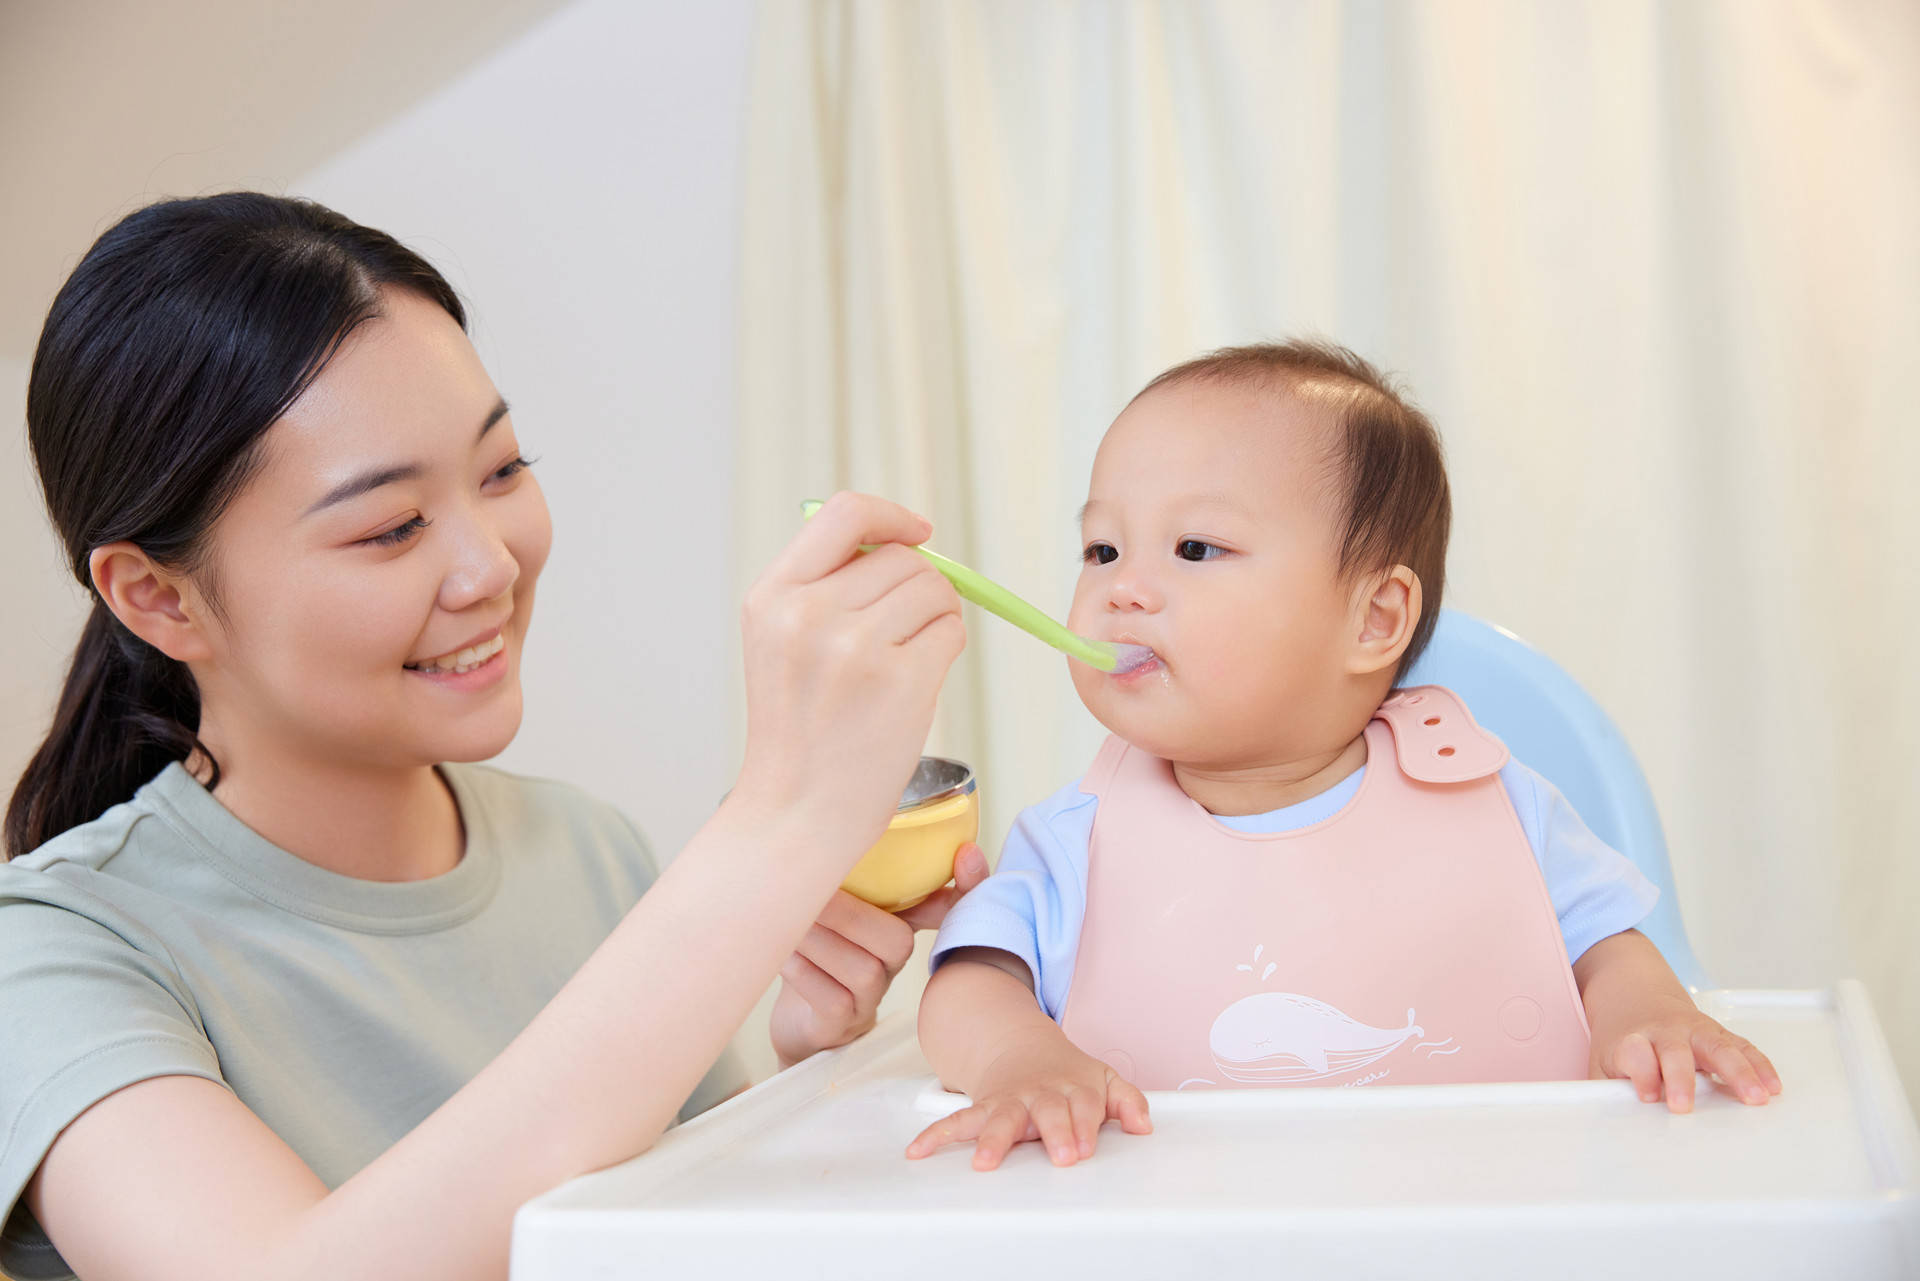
0, 867, 226, 1276
1497, 761, 1661, 965
928, 778, 1095, 1020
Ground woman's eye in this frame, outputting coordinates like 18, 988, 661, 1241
489, 455, 534, 483
1177, 539, 1224, 561
1082, 542, 1118, 565
362, 516, 431, 548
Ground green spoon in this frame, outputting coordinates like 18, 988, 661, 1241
800, 499, 1157, 674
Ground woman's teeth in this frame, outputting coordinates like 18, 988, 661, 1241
406, 633, 506, 674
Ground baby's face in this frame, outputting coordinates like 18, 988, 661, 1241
1068, 378, 1361, 767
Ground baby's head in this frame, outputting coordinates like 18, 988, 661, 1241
1068, 340, 1450, 770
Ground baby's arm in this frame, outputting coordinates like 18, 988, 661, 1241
909, 948, 1150, 1170
1574, 929, 1782, 1112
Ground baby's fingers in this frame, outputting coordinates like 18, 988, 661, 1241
1064, 1085, 1107, 1161
1107, 1074, 1153, 1135
1742, 1039, 1783, 1096
1656, 1034, 1699, 1113
1693, 1028, 1778, 1105
1029, 1093, 1082, 1167
1609, 1031, 1663, 1103
906, 1104, 988, 1160
971, 1103, 1036, 1172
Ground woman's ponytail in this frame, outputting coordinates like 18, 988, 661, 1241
4, 192, 465, 858
5, 604, 211, 855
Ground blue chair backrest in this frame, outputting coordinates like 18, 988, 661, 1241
1402, 609, 1707, 989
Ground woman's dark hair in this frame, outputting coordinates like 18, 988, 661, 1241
6, 193, 465, 857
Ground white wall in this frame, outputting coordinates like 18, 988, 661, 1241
1, 0, 771, 1067
290, 0, 754, 863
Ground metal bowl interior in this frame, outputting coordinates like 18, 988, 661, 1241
897, 756, 975, 811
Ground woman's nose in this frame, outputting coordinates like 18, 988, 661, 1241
439, 513, 520, 612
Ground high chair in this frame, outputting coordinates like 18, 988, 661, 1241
514, 614, 1919, 1281
1401, 608, 1704, 988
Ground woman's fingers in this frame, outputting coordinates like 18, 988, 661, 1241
895, 844, 989, 931
792, 924, 888, 1021
769, 491, 931, 586
812, 892, 917, 976
776, 951, 855, 1028
821, 541, 941, 612
867, 558, 963, 646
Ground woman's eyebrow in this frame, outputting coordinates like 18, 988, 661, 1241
477, 397, 510, 440
305, 398, 511, 516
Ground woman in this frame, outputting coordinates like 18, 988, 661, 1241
0, 193, 979, 1280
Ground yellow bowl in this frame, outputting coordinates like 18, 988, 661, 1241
840, 757, 979, 912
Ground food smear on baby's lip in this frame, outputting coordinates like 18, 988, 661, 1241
1104, 643, 1161, 678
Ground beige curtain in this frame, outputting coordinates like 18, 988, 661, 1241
736, 0, 1920, 1095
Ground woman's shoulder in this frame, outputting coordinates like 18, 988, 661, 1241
2, 765, 198, 899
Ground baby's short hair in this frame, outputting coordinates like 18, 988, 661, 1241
1137, 339, 1452, 685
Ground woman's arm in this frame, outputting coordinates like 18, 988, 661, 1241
28, 493, 966, 1281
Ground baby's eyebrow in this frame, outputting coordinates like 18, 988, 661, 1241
1077, 492, 1249, 525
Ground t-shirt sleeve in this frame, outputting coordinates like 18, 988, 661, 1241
0, 880, 225, 1278
929, 780, 1095, 1021
1499, 761, 1661, 965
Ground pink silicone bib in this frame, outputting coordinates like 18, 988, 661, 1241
1059, 686, 1590, 1090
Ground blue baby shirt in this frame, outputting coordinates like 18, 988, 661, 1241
931, 757, 1660, 1021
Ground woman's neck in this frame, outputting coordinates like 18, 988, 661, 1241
1172, 731, 1369, 818
190, 728, 463, 882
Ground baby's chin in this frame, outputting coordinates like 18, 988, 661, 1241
1074, 684, 1203, 762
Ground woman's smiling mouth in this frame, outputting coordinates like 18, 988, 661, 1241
405, 630, 505, 675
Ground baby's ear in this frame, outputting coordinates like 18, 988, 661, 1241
1347, 566, 1420, 677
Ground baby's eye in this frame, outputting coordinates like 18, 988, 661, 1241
1177, 539, 1224, 561
1082, 542, 1118, 565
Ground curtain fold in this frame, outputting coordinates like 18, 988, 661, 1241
737, 0, 1920, 1094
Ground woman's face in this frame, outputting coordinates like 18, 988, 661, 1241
189, 287, 552, 772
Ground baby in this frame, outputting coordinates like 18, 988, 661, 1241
910, 341, 1781, 1171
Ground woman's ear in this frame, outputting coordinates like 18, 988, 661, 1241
88, 543, 214, 663
1346, 565, 1421, 677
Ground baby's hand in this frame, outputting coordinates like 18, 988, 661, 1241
1592, 995, 1782, 1113
905, 1036, 1151, 1171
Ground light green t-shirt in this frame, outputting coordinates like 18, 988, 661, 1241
0, 761, 748, 1280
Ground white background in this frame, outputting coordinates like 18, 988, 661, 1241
3, 1, 1913, 1098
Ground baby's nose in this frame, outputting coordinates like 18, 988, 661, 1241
1105, 569, 1162, 613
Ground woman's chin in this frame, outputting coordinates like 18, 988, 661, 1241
421, 699, 525, 765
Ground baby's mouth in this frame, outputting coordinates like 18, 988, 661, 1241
1107, 635, 1165, 680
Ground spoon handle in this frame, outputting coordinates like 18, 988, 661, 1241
799, 499, 1120, 671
